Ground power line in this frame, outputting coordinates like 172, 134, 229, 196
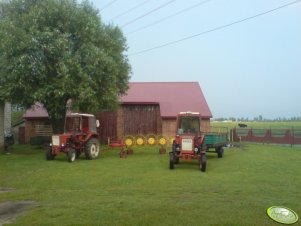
100, 0, 118, 12
129, 0, 301, 56
126, 0, 212, 35
121, 0, 176, 28
109, 0, 152, 21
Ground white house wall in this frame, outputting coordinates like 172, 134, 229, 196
0, 103, 4, 148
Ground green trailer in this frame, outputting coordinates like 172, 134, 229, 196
203, 127, 228, 158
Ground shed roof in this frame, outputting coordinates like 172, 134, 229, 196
121, 82, 212, 118
23, 102, 49, 119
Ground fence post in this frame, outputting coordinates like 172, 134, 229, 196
291, 126, 295, 147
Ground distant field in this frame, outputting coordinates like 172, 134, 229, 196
211, 121, 301, 130
1, 144, 301, 225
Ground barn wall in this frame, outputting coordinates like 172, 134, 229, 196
162, 119, 176, 143
201, 119, 211, 132
98, 107, 211, 145
96, 110, 118, 144
98, 104, 161, 143
116, 107, 123, 142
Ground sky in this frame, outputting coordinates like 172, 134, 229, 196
90, 0, 301, 119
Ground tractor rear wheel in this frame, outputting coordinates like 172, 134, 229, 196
169, 152, 175, 169
46, 147, 55, 160
67, 149, 76, 162
200, 154, 206, 172
85, 138, 100, 160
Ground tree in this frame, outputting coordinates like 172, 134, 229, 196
0, 0, 131, 132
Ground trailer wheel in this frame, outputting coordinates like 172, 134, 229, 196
67, 149, 76, 162
169, 152, 175, 169
85, 138, 100, 160
217, 147, 224, 158
200, 154, 206, 172
46, 147, 55, 160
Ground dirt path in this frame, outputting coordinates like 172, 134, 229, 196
0, 188, 37, 226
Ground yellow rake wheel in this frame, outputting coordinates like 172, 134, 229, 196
135, 135, 145, 146
124, 136, 135, 147
158, 136, 167, 146
146, 135, 157, 146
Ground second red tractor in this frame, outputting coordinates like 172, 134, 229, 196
46, 113, 100, 162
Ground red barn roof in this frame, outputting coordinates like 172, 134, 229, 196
121, 82, 212, 118
24, 82, 212, 119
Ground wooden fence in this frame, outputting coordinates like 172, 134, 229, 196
232, 128, 301, 146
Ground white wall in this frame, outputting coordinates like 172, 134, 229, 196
0, 103, 4, 148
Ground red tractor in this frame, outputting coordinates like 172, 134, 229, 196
46, 113, 100, 162
170, 111, 228, 172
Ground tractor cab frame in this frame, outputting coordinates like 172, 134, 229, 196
170, 111, 207, 171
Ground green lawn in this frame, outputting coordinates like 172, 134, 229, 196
1, 144, 301, 226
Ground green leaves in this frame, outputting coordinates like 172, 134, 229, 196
0, 0, 131, 129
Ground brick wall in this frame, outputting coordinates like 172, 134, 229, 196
162, 119, 176, 144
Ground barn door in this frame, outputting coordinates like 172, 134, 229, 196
123, 104, 161, 135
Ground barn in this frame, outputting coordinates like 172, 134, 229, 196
22, 82, 212, 144
97, 82, 212, 143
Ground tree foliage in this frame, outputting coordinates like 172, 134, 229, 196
0, 0, 131, 132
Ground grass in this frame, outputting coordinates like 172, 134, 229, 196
1, 143, 301, 226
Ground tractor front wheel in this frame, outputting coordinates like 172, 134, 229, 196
85, 138, 100, 160
200, 154, 206, 172
67, 149, 76, 163
46, 147, 55, 160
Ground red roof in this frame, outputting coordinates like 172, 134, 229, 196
24, 82, 212, 119
121, 82, 212, 118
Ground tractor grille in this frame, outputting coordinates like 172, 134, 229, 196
182, 139, 193, 151
52, 135, 60, 146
